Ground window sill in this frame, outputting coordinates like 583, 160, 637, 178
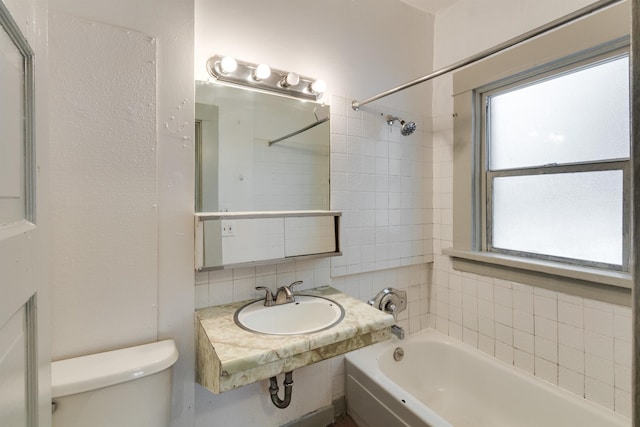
443, 248, 632, 306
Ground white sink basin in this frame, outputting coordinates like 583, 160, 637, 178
234, 295, 345, 335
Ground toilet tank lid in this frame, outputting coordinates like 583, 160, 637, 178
51, 339, 178, 398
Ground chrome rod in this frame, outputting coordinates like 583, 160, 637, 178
631, 0, 639, 423
268, 117, 329, 146
351, 0, 623, 110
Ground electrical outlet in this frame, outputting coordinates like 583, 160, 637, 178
221, 220, 235, 237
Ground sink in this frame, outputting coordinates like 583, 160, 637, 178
234, 295, 345, 335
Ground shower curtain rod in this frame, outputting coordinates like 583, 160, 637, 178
351, 0, 623, 111
268, 117, 330, 146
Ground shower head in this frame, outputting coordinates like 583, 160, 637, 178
386, 115, 416, 136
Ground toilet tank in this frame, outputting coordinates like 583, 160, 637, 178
51, 339, 178, 427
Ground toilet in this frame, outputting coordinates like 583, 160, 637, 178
51, 339, 178, 427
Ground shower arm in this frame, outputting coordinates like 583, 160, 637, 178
351, 0, 622, 111
386, 116, 402, 125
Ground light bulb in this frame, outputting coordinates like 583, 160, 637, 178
310, 79, 326, 94
219, 56, 237, 74
279, 72, 300, 88
253, 64, 271, 81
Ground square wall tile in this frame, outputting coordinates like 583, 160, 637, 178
585, 353, 614, 386
559, 366, 585, 397
534, 294, 557, 321
559, 344, 585, 374
614, 388, 631, 418
495, 341, 514, 365
584, 331, 614, 361
534, 316, 557, 342
585, 377, 614, 411
514, 329, 534, 353
615, 363, 631, 393
584, 306, 614, 337
513, 310, 534, 334
479, 334, 495, 356
535, 357, 558, 385
558, 299, 583, 328
512, 349, 534, 375
535, 336, 558, 363
558, 323, 584, 351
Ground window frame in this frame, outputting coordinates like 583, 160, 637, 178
445, 2, 632, 305
478, 49, 631, 272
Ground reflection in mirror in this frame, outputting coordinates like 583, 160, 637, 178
195, 80, 330, 212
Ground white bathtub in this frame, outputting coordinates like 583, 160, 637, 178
345, 329, 629, 427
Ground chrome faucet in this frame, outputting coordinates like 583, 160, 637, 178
369, 287, 407, 339
255, 281, 303, 306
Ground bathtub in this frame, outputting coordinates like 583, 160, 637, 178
345, 329, 629, 427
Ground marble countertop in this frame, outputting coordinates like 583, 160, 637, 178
196, 286, 395, 393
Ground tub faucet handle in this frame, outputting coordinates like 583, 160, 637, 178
369, 288, 407, 323
385, 302, 398, 321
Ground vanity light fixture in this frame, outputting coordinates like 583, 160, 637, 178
219, 56, 238, 74
309, 79, 327, 95
252, 63, 271, 81
207, 54, 325, 101
279, 72, 300, 88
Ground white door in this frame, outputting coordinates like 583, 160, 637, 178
0, 0, 49, 425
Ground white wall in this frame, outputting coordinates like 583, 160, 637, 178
431, 0, 632, 418
194, 0, 433, 113
48, 0, 195, 425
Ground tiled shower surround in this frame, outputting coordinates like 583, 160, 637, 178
428, 261, 632, 418
195, 94, 631, 419
430, 111, 632, 419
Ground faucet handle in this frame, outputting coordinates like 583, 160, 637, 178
287, 280, 303, 293
255, 286, 274, 306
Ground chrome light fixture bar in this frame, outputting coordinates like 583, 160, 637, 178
206, 54, 326, 101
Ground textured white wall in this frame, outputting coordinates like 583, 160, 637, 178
49, 12, 158, 359
48, 0, 195, 425
431, 0, 632, 418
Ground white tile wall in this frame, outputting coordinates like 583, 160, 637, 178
329, 95, 433, 277
430, 261, 632, 418
430, 111, 632, 419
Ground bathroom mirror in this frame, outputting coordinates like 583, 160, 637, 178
195, 80, 330, 212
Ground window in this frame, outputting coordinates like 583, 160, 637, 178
447, 2, 631, 302
482, 53, 630, 271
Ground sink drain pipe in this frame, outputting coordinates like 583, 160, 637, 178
269, 371, 293, 409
